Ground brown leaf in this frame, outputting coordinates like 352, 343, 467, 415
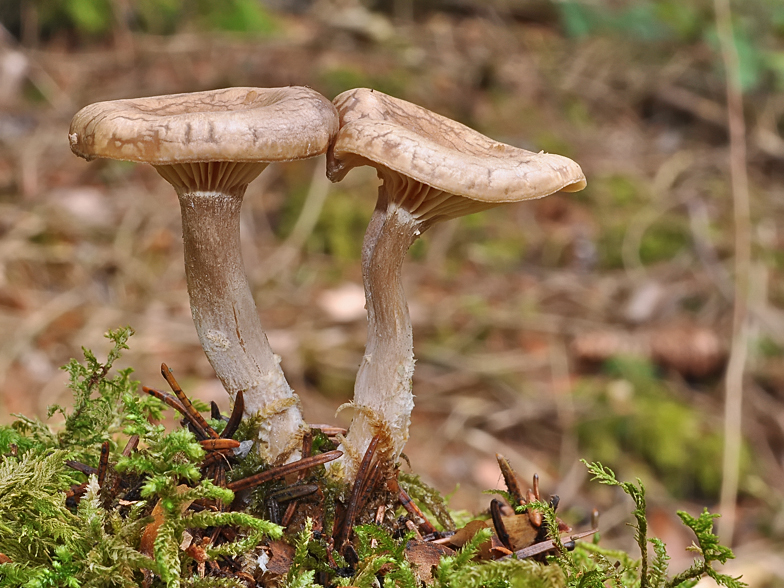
405, 540, 454, 585
500, 514, 539, 552
264, 540, 295, 576
447, 519, 488, 549
139, 485, 194, 557
446, 520, 493, 560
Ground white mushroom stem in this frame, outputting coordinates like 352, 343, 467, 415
158, 162, 305, 463
340, 172, 497, 481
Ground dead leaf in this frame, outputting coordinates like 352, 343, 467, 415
264, 540, 295, 576
139, 485, 194, 557
405, 539, 454, 585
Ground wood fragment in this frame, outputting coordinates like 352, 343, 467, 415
65, 460, 97, 476
309, 424, 348, 437
490, 499, 512, 550
406, 519, 424, 540
220, 390, 244, 439
281, 430, 313, 527
334, 435, 380, 547
202, 448, 234, 468
200, 438, 241, 451
226, 450, 342, 493
161, 363, 219, 439
504, 529, 598, 560
122, 435, 139, 457
97, 441, 110, 487
392, 477, 438, 535
496, 454, 525, 505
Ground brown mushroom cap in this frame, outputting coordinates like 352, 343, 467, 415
69, 86, 339, 165
327, 88, 586, 203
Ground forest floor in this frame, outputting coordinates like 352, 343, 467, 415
0, 3, 783, 583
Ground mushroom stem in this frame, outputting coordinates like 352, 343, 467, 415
175, 178, 305, 463
339, 181, 427, 481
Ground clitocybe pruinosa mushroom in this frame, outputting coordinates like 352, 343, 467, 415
69, 87, 339, 464
326, 88, 586, 481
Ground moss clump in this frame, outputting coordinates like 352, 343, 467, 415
0, 329, 745, 588
0, 328, 281, 588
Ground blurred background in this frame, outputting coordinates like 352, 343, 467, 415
1, 0, 783, 582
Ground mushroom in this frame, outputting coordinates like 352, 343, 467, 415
69, 86, 339, 463
326, 88, 586, 481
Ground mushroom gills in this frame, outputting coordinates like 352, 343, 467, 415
154, 161, 268, 193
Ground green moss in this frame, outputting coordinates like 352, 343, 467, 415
638, 216, 690, 265
0, 329, 281, 587
0, 332, 747, 588
576, 357, 751, 499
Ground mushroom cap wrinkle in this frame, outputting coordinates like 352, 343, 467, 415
327, 88, 586, 202
69, 86, 339, 165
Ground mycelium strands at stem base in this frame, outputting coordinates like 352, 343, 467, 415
158, 161, 305, 463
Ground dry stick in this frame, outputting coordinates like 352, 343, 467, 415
220, 391, 244, 440
97, 441, 110, 487
503, 529, 598, 560
160, 363, 220, 440
309, 424, 348, 437
353, 462, 384, 528
271, 484, 320, 504
496, 454, 525, 505
334, 435, 381, 547
226, 450, 342, 493
391, 478, 437, 536
66, 460, 98, 476
200, 439, 241, 451
281, 431, 314, 527
202, 449, 235, 469
122, 435, 140, 457
143, 386, 210, 442
714, 0, 752, 546
490, 499, 513, 551
211, 401, 222, 422
143, 387, 188, 417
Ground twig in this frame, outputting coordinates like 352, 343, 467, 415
503, 529, 598, 560
334, 435, 380, 547
160, 363, 220, 440
143, 386, 188, 416
220, 391, 244, 440
281, 431, 313, 527
714, 0, 752, 546
226, 450, 342, 493
389, 476, 438, 535
122, 435, 139, 457
496, 454, 525, 506
97, 441, 110, 487
490, 498, 513, 551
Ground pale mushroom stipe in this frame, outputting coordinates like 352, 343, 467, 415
69, 87, 339, 464
326, 88, 586, 481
